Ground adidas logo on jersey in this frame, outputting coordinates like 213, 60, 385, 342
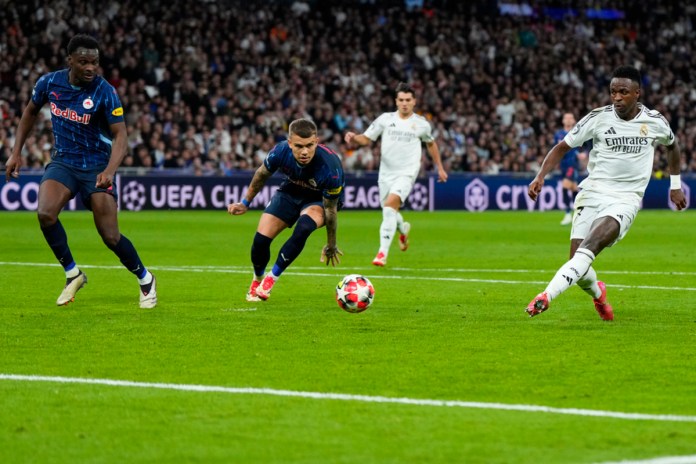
604, 127, 617, 134
389, 123, 396, 127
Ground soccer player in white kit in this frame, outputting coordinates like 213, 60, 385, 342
525, 66, 687, 320
344, 82, 448, 266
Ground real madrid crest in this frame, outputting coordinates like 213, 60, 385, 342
309, 179, 317, 188
640, 123, 648, 137
83, 97, 94, 110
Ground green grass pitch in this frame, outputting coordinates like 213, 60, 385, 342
1, 209, 695, 463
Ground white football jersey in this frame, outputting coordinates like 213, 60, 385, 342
565, 104, 674, 198
364, 112, 435, 177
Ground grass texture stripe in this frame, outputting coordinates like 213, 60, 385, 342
3, 374, 696, 423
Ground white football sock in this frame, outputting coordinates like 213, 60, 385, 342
396, 211, 405, 233
379, 207, 398, 255
577, 265, 602, 299
544, 248, 595, 301
66, 266, 80, 279
138, 270, 153, 286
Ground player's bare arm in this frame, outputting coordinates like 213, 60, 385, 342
96, 121, 128, 188
665, 140, 687, 210
5, 100, 40, 182
426, 141, 448, 183
228, 164, 273, 215
529, 140, 572, 201
320, 196, 343, 266
344, 132, 371, 147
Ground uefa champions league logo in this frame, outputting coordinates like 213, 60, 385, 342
464, 178, 489, 212
407, 182, 429, 211
122, 181, 147, 211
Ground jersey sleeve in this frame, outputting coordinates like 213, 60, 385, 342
323, 167, 344, 200
419, 119, 435, 143
31, 75, 49, 107
263, 143, 283, 173
102, 84, 125, 125
564, 109, 600, 148
363, 113, 387, 141
654, 113, 675, 146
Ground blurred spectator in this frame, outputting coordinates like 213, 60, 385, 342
0, 0, 694, 177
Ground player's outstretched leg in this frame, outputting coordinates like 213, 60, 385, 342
525, 292, 549, 317
57, 271, 87, 306
593, 281, 614, 321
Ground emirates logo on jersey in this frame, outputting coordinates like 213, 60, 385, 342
83, 97, 94, 110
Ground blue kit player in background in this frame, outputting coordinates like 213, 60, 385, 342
555, 112, 582, 225
228, 118, 344, 302
4, 34, 157, 309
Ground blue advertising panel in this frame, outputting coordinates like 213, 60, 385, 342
2, 173, 692, 212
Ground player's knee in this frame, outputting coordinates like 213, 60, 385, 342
100, 230, 121, 248
36, 209, 58, 228
293, 215, 317, 239
252, 232, 272, 254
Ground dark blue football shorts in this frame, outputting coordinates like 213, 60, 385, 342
264, 188, 323, 227
41, 159, 117, 210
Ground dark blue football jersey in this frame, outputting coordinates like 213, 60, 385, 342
32, 69, 125, 168
264, 141, 345, 199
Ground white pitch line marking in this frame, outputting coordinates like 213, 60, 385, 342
595, 455, 696, 464
2, 262, 695, 292
1, 374, 696, 423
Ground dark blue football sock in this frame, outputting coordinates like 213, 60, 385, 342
272, 215, 317, 276
251, 232, 273, 277
41, 220, 75, 270
106, 234, 147, 278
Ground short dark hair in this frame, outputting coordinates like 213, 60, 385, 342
611, 66, 641, 87
288, 119, 317, 138
67, 34, 100, 55
395, 82, 415, 98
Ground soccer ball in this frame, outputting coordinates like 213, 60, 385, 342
336, 274, 375, 313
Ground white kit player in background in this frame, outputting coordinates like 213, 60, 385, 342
344, 82, 448, 267
525, 65, 687, 321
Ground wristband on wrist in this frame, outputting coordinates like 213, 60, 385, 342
670, 175, 682, 190
241, 198, 250, 207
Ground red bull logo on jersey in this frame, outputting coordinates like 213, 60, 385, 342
50, 102, 91, 124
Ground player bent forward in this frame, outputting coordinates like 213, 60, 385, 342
525, 65, 686, 320
228, 118, 345, 301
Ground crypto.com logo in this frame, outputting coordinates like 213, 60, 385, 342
464, 178, 489, 212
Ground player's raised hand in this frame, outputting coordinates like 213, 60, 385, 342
320, 245, 343, 266
343, 132, 356, 145
227, 202, 248, 215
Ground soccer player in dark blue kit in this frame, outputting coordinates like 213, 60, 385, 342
554, 112, 583, 225
228, 118, 344, 301
5, 34, 157, 308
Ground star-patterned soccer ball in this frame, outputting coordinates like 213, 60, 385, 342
336, 274, 375, 313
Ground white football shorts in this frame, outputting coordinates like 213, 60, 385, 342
570, 190, 640, 246
378, 174, 416, 206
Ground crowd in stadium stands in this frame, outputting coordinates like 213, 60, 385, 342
1, 0, 695, 178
